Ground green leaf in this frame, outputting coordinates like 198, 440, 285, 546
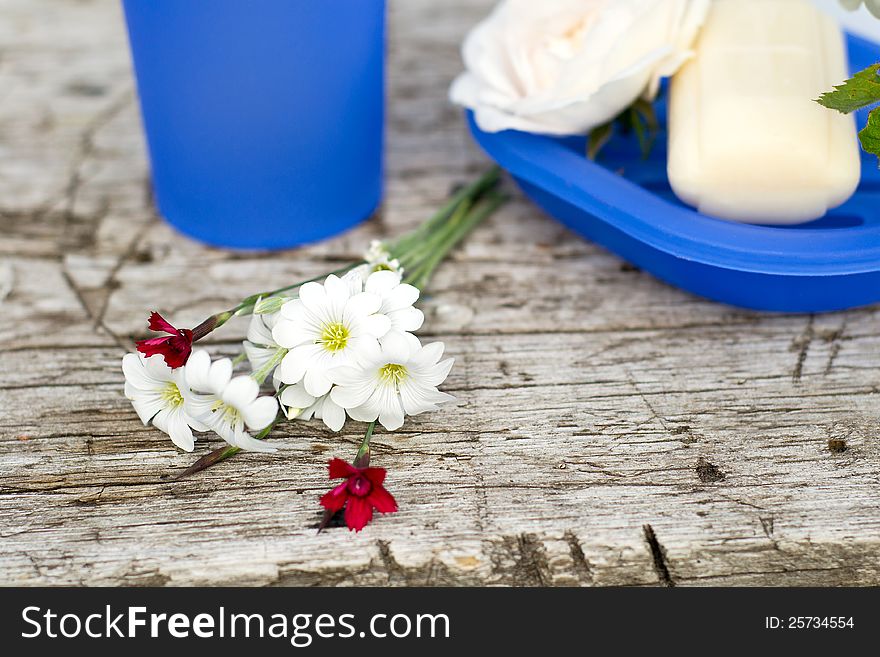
586, 99, 661, 162
587, 121, 614, 160
816, 64, 880, 115
633, 98, 660, 133
631, 99, 659, 160
859, 108, 880, 167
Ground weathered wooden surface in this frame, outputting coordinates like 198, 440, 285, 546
2, 0, 880, 587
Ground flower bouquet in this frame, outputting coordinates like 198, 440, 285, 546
123, 169, 506, 532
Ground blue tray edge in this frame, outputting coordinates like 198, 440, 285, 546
467, 32, 880, 313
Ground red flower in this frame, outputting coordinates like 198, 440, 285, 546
135, 311, 193, 369
320, 458, 398, 532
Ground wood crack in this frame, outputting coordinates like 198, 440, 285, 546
643, 524, 675, 587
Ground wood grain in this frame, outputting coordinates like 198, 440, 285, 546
1, 0, 879, 587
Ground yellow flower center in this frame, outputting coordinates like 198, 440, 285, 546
160, 382, 184, 407
211, 399, 241, 424
379, 363, 408, 390
372, 263, 393, 272
319, 322, 350, 353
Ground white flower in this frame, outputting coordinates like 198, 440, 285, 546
340, 244, 404, 294
839, 0, 880, 19
279, 381, 347, 432
450, 0, 710, 135
184, 350, 279, 453
365, 270, 424, 351
329, 334, 456, 431
242, 310, 283, 373
342, 265, 372, 294
122, 353, 207, 452
272, 274, 391, 397
364, 239, 403, 276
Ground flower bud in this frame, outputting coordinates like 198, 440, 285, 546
254, 295, 291, 315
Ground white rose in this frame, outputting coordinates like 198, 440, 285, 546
838, 0, 880, 18
450, 0, 710, 136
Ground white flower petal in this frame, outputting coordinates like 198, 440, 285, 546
401, 331, 423, 353
142, 353, 175, 381
342, 266, 369, 294
388, 306, 424, 332
348, 337, 382, 367
151, 407, 172, 433
296, 404, 317, 421
383, 282, 420, 310
411, 341, 446, 368
380, 329, 416, 364
377, 393, 406, 431
242, 396, 279, 431
243, 341, 279, 373
345, 291, 382, 320
185, 410, 209, 433
319, 397, 347, 432
184, 349, 213, 393
347, 404, 378, 423
280, 383, 317, 409
276, 346, 311, 384
365, 270, 403, 296
324, 274, 352, 314
328, 365, 371, 386
165, 407, 196, 452
222, 375, 259, 409
423, 357, 455, 387
361, 313, 391, 338
304, 367, 333, 397
330, 378, 375, 409
122, 353, 162, 391
279, 297, 304, 320
298, 281, 327, 311
184, 392, 217, 424
400, 378, 456, 416
273, 320, 317, 349
230, 429, 277, 453
130, 394, 164, 426
208, 358, 233, 394
246, 313, 277, 346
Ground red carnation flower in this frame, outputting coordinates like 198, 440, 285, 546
135, 311, 194, 369
320, 458, 398, 532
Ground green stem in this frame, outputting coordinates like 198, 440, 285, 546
227, 263, 360, 320
353, 421, 377, 468
397, 195, 474, 274
405, 191, 508, 290
387, 167, 501, 259
250, 348, 288, 385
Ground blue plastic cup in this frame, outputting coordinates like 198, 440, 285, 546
122, 0, 385, 250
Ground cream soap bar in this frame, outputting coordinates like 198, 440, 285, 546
668, 0, 861, 224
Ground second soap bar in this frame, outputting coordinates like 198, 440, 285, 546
667, 0, 861, 225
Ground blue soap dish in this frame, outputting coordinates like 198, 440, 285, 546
468, 33, 880, 313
